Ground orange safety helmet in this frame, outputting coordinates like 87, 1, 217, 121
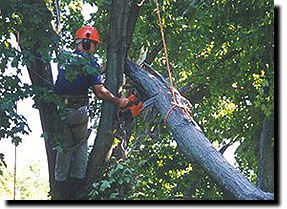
75, 26, 102, 44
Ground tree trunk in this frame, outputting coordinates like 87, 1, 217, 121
257, 116, 274, 192
111, 0, 145, 161
125, 61, 274, 200
126, 0, 144, 51
85, 0, 129, 194
85, 0, 145, 196
19, 0, 59, 199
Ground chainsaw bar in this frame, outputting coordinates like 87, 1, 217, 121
119, 94, 158, 121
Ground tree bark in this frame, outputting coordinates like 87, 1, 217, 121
125, 61, 274, 200
112, 0, 144, 161
126, 0, 145, 51
19, 0, 58, 199
85, 0, 129, 193
257, 116, 274, 192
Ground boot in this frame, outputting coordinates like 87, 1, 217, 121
53, 180, 70, 200
67, 177, 86, 200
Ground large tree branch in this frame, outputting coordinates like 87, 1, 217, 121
125, 61, 274, 200
126, 0, 145, 51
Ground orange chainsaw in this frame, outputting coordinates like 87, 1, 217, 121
119, 94, 157, 121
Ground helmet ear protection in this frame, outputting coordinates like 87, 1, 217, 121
82, 32, 91, 50
82, 39, 91, 50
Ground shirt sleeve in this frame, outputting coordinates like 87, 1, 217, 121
90, 73, 104, 85
89, 56, 103, 85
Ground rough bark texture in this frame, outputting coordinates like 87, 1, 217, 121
85, 0, 144, 194
126, 0, 143, 51
125, 61, 274, 200
85, 0, 129, 192
111, 0, 144, 161
144, 42, 163, 65
257, 116, 274, 192
20, 0, 58, 199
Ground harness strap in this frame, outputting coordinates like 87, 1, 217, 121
59, 94, 89, 108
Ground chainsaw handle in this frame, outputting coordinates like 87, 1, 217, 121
128, 94, 136, 102
129, 102, 144, 117
128, 94, 141, 105
119, 94, 144, 119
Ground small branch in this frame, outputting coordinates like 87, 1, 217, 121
218, 49, 243, 63
137, 0, 148, 7
144, 42, 163, 65
142, 62, 169, 87
219, 144, 232, 155
126, 0, 144, 51
178, 84, 194, 95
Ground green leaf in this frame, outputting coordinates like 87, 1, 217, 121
118, 178, 123, 185
124, 177, 131, 183
116, 164, 124, 170
99, 180, 112, 192
109, 192, 119, 199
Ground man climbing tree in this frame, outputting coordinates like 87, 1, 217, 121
53, 26, 129, 200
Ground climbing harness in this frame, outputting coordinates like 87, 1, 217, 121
60, 94, 90, 108
57, 94, 94, 153
154, 0, 193, 125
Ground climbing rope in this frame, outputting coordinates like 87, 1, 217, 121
154, 0, 176, 104
154, 0, 193, 125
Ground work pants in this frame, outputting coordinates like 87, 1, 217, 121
54, 106, 89, 182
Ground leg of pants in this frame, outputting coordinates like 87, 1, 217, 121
70, 141, 88, 179
54, 151, 73, 182
65, 106, 89, 143
54, 124, 74, 182
54, 106, 89, 181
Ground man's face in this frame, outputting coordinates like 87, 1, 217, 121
87, 41, 98, 54
80, 40, 98, 54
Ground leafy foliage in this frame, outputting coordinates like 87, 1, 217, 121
56, 51, 101, 82
0, 74, 32, 144
0, 161, 50, 200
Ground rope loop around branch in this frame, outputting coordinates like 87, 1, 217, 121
163, 102, 193, 126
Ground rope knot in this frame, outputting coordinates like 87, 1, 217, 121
164, 102, 193, 126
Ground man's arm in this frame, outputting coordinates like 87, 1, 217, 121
92, 84, 129, 109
